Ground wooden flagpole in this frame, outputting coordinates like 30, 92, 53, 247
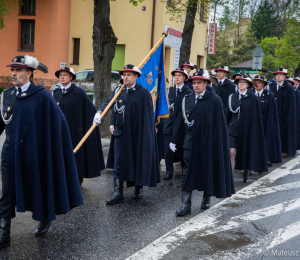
73, 30, 169, 154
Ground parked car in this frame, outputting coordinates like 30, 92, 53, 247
75, 69, 121, 91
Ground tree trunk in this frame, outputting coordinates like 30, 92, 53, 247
93, 0, 118, 137
179, 0, 198, 66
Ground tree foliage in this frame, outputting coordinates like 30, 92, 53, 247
252, 0, 282, 41
0, 0, 19, 30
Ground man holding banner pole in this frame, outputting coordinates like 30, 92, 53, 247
95, 64, 161, 204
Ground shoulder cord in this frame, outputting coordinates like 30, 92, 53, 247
182, 96, 194, 127
167, 87, 175, 110
1, 91, 13, 125
113, 86, 125, 120
228, 94, 240, 113
228, 94, 241, 119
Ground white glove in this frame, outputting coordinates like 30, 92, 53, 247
169, 143, 177, 152
93, 112, 101, 124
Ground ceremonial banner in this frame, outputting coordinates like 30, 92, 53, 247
136, 42, 169, 124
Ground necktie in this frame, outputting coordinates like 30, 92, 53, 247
218, 81, 222, 87
256, 92, 259, 97
18, 87, 22, 95
62, 88, 66, 94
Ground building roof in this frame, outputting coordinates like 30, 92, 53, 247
230, 60, 270, 71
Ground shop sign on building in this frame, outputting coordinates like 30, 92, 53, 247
208, 23, 217, 55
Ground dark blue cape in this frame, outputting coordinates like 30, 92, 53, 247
212, 78, 235, 108
294, 88, 300, 147
269, 82, 296, 156
227, 90, 268, 172
108, 84, 160, 187
53, 84, 105, 178
257, 89, 282, 163
184, 92, 235, 198
7, 85, 84, 221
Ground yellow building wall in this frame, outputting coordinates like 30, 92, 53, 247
69, 0, 94, 72
69, 0, 209, 83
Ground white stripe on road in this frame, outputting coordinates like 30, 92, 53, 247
195, 197, 300, 238
126, 157, 300, 260
267, 220, 300, 249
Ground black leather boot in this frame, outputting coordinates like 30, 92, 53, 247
176, 191, 192, 216
35, 221, 52, 237
163, 172, 173, 180
0, 218, 11, 248
243, 169, 249, 183
201, 193, 211, 210
106, 179, 124, 205
133, 185, 143, 199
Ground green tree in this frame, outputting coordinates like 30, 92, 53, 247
260, 37, 281, 72
0, 0, 19, 30
275, 18, 300, 74
252, 0, 282, 41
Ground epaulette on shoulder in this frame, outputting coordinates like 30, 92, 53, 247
185, 93, 193, 97
2, 86, 15, 93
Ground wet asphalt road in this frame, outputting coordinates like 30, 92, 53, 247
0, 133, 296, 260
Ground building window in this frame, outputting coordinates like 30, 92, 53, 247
20, 20, 35, 50
199, 2, 205, 22
20, 0, 36, 15
72, 38, 80, 65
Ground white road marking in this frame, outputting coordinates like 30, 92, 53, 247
267, 220, 300, 249
195, 198, 300, 238
126, 157, 300, 260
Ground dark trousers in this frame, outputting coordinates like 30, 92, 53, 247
111, 135, 122, 179
0, 139, 16, 219
163, 134, 185, 175
182, 148, 191, 189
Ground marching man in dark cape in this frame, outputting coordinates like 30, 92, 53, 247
163, 68, 193, 180
53, 67, 105, 186
212, 65, 235, 108
226, 74, 268, 183
170, 69, 235, 216
285, 76, 300, 152
269, 68, 296, 157
94, 64, 160, 204
0, 55, 83, 248
253, 76, 282, 165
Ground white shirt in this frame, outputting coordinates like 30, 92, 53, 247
175, 84, 184, 96
255, 89, 264, 97
126, 83, 136, 93
238, 90, 247, 100
218, 78, 226, 85
195, 90, 206, 104
15, 81, 31, 95
277, 83, 283, 91
61, 82, 72, 92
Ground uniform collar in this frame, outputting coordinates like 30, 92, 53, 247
176, 84, 184, 90
218, 78, 226, 84
255, 89, 264, 96
61, 82, 72, 91
15, 81, 31, 93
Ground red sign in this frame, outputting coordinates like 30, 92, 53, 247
208, 23, 217, 55
168, 28, 183, 38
